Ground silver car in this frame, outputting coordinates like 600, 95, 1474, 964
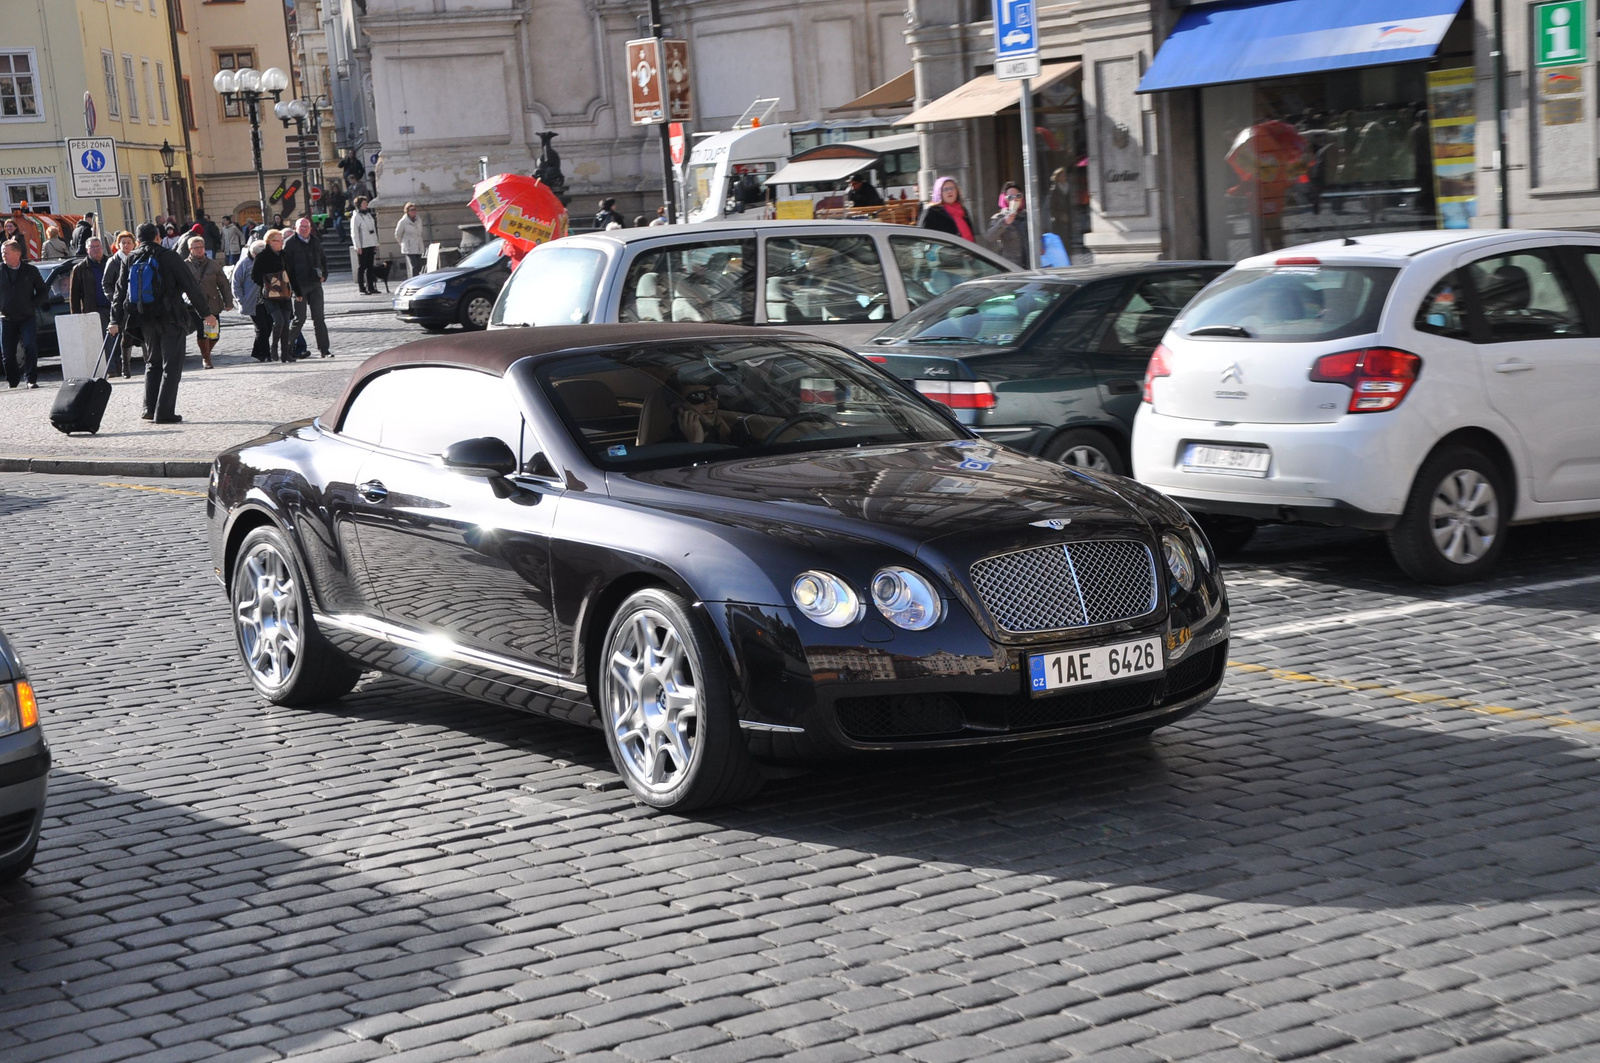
488, 219, 1017, 347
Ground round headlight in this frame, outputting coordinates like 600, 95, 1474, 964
1189, 526, 1211, 572
870, 567, 943, 630
1162, 532, 1196, 593
791, 571, 862, 628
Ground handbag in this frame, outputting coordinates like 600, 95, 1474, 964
264, 269, 292, 300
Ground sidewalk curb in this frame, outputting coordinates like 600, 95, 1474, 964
0, 456, 211, 478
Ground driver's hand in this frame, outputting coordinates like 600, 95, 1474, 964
676, 406, 706, 443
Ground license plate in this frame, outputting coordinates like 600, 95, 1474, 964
1029, 636, 1164, 695
1182, 443, 1270, 476
394, 297, 410, 310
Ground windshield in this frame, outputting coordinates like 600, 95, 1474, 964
456, 238, 505, 270
684, 163, 721, 217
1177, 265, 1398, 342
535, 340, 964, 470
491, 243, 606, 327
873, 278, 1078, 346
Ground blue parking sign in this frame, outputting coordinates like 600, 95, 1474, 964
996, 0, 1039, 61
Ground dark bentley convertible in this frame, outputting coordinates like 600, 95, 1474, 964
208, 323, 1229, 810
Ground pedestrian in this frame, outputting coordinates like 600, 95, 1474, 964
283, 217, 332, 359
919, 177, 976, 242
631, 215, 648, 228
983, 183, 1029, 266
1047, 167, 1074, 252
109, 222, 215, 423
251, 229, 296, 362
161, 222, 182, 251
40, 224, 70, 260
69, 236, 113, 338
338, 148, 366, 190
270, 213, 284, 231
350, 196, 379, 295
649, 205, 669, 227
327, 184, 347, 238
846, 173, 884, 209
70, 213, 95, 256
595, 198, 624, 229
197, 211, 222, 258
221, 214, 244, 265
2, 218, 29, 261
101, 231, 140, 376
185, 235, 233, 369
0, 239, 48, 389
232, 237, 273, 362
394, 202, 425, 279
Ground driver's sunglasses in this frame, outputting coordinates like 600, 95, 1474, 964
1005, 193, 1023, 201
683, 389, 716, 404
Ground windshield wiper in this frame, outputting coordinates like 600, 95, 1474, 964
1188, 324, 1252, 338
904, 336, 997, 344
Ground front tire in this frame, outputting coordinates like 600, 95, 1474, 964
598, 589, 762, 811
459, 291, 494, 331
231, 526, 363, 705
1043, 428, 1127, 476
1387, 446, 1510, 585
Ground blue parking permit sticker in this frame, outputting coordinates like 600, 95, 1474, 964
948, 440, 980, 449
958, 458, 993, 472
1029, 655, 1048, 692
607, 445, 628, 457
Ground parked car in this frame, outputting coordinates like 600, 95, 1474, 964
488, 220, 1016, 347
0, 629, 48, 882
1134, 229, 1600, 583
860, 263, 1227, 475
393, 237, 512, 332
208, 323, 1228, 811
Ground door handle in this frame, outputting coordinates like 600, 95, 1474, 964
1106, 379, 1140, 395
1494, 361, 1534, 374
357, 480, 388, 502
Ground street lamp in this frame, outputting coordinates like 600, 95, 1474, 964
158, 138, 176, 219
213, 65, 289, 229
275, 95, 327, 219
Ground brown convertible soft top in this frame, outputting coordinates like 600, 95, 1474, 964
320, 322, 818, 427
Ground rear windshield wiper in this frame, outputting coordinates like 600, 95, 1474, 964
1188, 324, 1252, 338
904, 336, 997, 344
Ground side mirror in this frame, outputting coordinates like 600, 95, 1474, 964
441, 436, 517, 477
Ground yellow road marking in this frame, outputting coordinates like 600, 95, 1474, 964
97, 481, 208, 498
1227, 660, 1600, 733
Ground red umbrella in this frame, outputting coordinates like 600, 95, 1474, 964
471, 174, 568, 262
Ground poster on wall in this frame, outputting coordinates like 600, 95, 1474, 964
1426, 68, 1477, 229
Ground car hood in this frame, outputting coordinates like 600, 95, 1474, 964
401, 264, 492, 289
613, 440, 1153, 560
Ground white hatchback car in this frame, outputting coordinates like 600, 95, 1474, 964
1133, 229, 1600, 584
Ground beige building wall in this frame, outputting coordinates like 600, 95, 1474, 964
175, 0, 300, 226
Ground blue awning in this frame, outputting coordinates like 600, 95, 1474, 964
1137, 0, 1468, 93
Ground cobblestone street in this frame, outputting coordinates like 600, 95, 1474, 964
1, 470, 1598, 1062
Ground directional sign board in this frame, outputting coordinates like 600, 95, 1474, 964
994, 0, 1041, 81
67, 137, 118, 198
627, 38, 666, 125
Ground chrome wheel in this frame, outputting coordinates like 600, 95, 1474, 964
604, 609, 701, 794
1429, 468, 1499, 565
462, 293, 493, 330
234, 542, 303, 690
1058, 444, 1113, 473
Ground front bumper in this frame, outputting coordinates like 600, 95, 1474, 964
394, 294, 458, 326
0, 725, 49, 868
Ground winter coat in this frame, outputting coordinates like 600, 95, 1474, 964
101, 252, 127, 307
232, 249, 261, 317
394, 213, 424, 255
350, 209, 379, 250
41, 237, 70, 260
252, 246, 294, 303
920, 203, 975, 242
186, 254, 234, 317
70, 220, 94, 256
0, 261, 48, 320
983, 208, 1029, 267
69, 256, 110, 313
282, 233, 328, 295
1, 228, 29, 260
111, 241, 210, 335
221, 224, 244, 258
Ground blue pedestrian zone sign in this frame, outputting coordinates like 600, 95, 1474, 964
995, 0, 1041, 80
80, 149, 106, 172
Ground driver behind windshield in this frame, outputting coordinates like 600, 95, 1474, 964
669, 378, 753, 445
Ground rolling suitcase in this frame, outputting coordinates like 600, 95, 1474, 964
49, 333, 118, 435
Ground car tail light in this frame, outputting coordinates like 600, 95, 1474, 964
1275, 256, 1321, 265
1309, 347, 1422, 412
1142, 344, 1172, 404
862, 354, 888, 363
914, 380, 996, 410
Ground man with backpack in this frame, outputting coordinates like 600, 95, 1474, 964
109, 222, 215, 424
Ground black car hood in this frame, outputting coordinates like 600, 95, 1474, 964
614, 441, 1150, 557
406, 262, 500, 288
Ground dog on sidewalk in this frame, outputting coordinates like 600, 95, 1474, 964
371, 259, 394, 293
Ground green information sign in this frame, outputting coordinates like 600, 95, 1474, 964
1535, 0, 1588, 67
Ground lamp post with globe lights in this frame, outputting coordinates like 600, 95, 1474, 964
212, 66, 290, 229
275, 96, 328, 219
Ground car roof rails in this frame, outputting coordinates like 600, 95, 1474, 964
734, 98, 781, 129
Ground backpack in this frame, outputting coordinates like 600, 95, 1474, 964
127, 248, 164, 309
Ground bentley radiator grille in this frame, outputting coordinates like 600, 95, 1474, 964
969, 539, 1157, 634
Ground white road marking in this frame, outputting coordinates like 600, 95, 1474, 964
1234, 573, 1600, 641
